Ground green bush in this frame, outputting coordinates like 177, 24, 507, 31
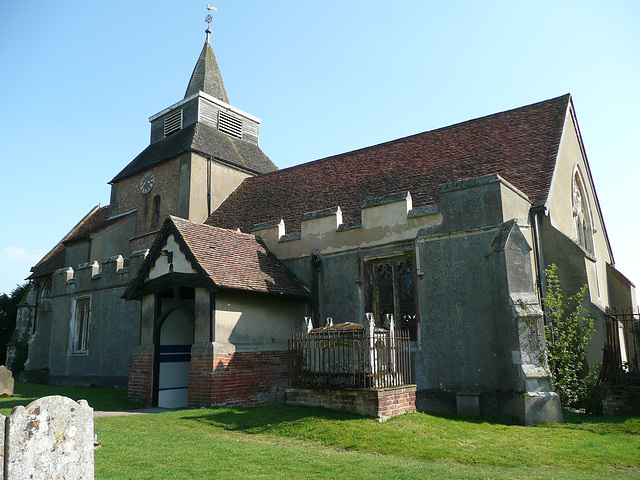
543, 264, 598, 409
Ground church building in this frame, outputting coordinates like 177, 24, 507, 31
11, 24, 637, 424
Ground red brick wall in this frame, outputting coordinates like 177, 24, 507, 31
129, 343, 414, 417
285, 385, 416, 421
128, 345, 154, 405
377, 387, 416, 419
189, 349, 295, 408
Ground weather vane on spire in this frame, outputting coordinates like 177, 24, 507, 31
204, 4, 217, 43
205, 4, 217, 30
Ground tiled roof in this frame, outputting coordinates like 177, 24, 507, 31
110, 121, 277, 184
128, 216, 309, 298
28, 205, 108, 279
27, 243, 65, 280
206, 94, 570, 234
28, 206, 135, 280
62, 206, 112, 244
606, 263, 635, 289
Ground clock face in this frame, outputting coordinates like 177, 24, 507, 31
140, 171, 155, 194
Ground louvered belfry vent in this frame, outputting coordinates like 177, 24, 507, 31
164, 109, 183, 137
218, 110, 243, 139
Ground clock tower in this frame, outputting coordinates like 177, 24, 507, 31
107, 26, 277, 251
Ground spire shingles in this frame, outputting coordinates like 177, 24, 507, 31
184, 40, 229, 102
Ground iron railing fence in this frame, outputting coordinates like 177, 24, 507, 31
605, 307, 640, 379
289, 329, 411, 389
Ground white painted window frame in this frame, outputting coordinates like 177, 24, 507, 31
69, 296, 91, 355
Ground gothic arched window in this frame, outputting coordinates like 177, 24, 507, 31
366, 254, 417, 340
573, 172, 593, 253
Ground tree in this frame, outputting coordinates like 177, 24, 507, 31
0, 283, 29, 364
543, 264, 596, 408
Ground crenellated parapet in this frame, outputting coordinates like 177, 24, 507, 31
251, 174, 533, 259
51, 250, 149, 297
252, 191, 442, 258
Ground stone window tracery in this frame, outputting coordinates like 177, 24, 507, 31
367, 255, 417, 340
40, 279, 51, 300
573, 172, 593, 253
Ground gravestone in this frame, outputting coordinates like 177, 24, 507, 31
0, 365, 14, 396
4, 395, 94, 480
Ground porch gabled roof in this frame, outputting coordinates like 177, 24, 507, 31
124, 216, 309, 299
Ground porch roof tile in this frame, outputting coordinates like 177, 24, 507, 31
169, 216, 309, 297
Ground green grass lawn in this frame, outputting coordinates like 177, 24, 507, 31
0, 381, 140, 415
93, 406, 640, 480
2, 383, 639, 479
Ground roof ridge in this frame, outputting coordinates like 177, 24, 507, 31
250, 93, 572, 180
30, 204, 103, 271
206, 94, 571, 234
170, 215, 258, 239
427, 93, 571, 136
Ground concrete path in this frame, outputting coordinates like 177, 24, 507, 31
94, 407, 168, 419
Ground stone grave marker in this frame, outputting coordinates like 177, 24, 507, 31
4, 395, 94, 479
0, 366, 14, 397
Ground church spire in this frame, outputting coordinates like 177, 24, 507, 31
184, 6, 229, 103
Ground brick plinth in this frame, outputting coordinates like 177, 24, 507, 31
189, 345, 295, 408
285, 385, 417, 421
128, 344, 154, 405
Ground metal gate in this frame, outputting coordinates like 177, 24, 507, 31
604, 307, 639, 375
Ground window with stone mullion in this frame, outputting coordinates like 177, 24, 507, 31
397, 259, 417, 339
371, 256, 417, 340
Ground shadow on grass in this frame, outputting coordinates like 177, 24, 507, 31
180, 403, 640, 438
182, 403, 526, 434
548, 409, 640, 435
423, 412, 524, 426
429, 409, 640, 433
181, 404, 365, 434
560, 409, 637, 424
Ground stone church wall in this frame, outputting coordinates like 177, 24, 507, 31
90, 215, 137, 263
188, 153, 253, 222
413, 175, 536, 396
255, 174, 559, 422
538, 215, 608, 367
110, 156, 183, 236
23, 251, 147, 387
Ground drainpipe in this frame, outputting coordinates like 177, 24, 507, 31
214, 292, 216, 343
311, 250, 323, 327
530, 206, 547, 306
32, 280, 40, 335
207, 156, 212, 218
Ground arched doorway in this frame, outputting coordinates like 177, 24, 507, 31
158, 309, 193, 408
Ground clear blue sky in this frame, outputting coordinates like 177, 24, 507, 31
1, 1, 639, 296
